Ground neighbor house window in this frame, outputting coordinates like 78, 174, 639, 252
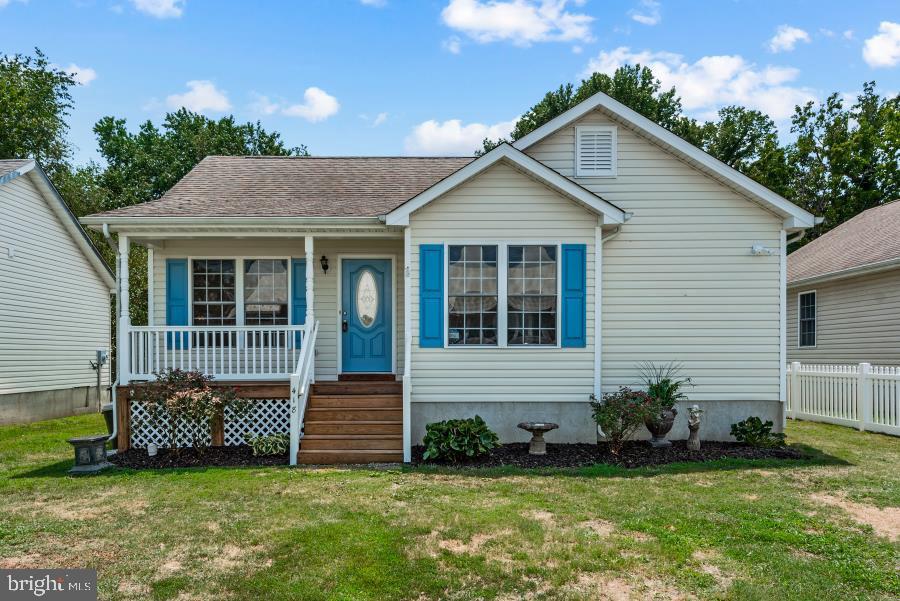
507, 245, 557, 345
192, 259, 237, 327
244, 259, 289, 326
448, 245, 498, 345
799, 291, 816, 348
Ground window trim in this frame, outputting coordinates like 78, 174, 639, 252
575, 125, 617, 178
797, 290, 817, 349
443, 241, 563, 349
184, 255, 293, 328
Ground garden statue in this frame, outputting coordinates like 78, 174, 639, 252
687, 404, 703, 451
638, 361, 692, 448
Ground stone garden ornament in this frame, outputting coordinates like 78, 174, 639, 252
517, 422, 559, 455
687, 404, 703, 451
638, 361, 693, 448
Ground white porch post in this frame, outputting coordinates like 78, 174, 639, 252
117, 234, 131, 384
403, 226, 412, 462
305, 235, 315, 326
594, 226, 602, 400
146, 247, 154, 326
780, 229, 787, 429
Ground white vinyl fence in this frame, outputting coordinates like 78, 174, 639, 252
786, 362, 900, 436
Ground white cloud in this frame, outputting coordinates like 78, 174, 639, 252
863, 21, 900, 68
768, 25, 810, 53
443, 36, 462, 54
819, 28, 834, 38
629, 0, 660, 26
280, 87, 340, 122
360, 0, 386, 5
65, 63, 97, 86
404, 117, 516, 155
441, 0, 593, 46
843, 29, 854, 40
0, 0, 28, 8
583, 46, 816, 121
249, 92, 280, 115
373, 112, 388, 127
131, 0, 183, 18
166, 80, 231, 113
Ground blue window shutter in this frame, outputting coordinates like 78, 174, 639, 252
419, 244, 444, 348
165, 259, 189, 350
291, 259, 307, 347
561, 244, 587, 348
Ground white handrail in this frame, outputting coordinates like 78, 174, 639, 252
289, 320, 318, 466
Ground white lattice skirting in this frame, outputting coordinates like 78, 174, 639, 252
129, 398, 290, 448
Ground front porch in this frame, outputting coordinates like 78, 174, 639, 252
112, 228, 413, 464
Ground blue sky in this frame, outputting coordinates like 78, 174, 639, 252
2, 0, 898, 164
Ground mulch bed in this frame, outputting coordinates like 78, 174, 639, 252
110, 446, 287, 469
411, 440, 806, 469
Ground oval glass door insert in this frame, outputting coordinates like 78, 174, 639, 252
356, 269, 378, 327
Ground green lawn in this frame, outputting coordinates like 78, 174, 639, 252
0, 416, 897, 600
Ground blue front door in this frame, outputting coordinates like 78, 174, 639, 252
342, 259, 392, 373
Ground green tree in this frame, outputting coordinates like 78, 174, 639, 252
0, 49, 76, 176
787, 82, 900, 244
94, 108, 308, 210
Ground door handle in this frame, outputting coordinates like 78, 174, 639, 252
342, 320, 349, 332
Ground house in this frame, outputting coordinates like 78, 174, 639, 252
0, 160, 115, 424
80, 91, 817, 464
788, 201, 900, 365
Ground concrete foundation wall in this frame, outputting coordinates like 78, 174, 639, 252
0, 386, 109, 425
410, 399, 784, 446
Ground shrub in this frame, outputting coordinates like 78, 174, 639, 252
131, 369, 249, 452
246, 432, 289, 456
422, 416, 499, 462
730, 417, 786, 448
590, 387, 655, 455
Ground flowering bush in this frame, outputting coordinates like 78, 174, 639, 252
590, 387, 655, 455
132, 369, 249, 452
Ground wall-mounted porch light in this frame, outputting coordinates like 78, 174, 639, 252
320, 255, 329, 274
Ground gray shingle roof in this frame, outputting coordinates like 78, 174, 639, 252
0, 159, 33, 181
89, 155, 476, 218
788, 200, 900, 283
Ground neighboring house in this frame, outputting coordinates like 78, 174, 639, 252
0, 160, 115, 424
81, 91, 816, 463
788, 201, 900, 365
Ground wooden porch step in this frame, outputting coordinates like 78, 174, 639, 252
309, 394, 401, 409
305, 407, 402, 422
338, 373, 397, 382
303, 420, 402, 435
300, 434, 402, 451
297, 449, 403, 464
312, 381, 402, 395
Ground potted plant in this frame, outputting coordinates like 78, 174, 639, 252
637, 361, 692, 448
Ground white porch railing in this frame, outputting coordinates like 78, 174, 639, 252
786, 362, 900, 436
289, 320, 318, 466
128, 325, 306, 381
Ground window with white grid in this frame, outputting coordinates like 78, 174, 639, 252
192, 259, 237, 326
447, 245, 498, 346
507, 245, 557, 345
244, 259, 289, 326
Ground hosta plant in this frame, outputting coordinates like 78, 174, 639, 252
730, 416, 786, 448
422, 415, 499, 462
246, 432, 290, 456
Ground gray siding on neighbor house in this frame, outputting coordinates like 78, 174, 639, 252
787, 268, 900, 365
0, 174, 111, 398
525, 107, 785, 403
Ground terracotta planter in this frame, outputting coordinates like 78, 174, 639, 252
645, 407, 677, 448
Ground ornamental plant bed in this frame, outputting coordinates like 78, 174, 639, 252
110, 446, 288, 469
412, 440, 805, 469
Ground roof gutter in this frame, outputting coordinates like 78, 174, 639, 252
80, 215, 386, 227
788, 255, 900, 288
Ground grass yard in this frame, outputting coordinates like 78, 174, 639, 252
0, 416, 897, 600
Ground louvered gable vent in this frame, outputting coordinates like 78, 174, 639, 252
575, 125, 617, 177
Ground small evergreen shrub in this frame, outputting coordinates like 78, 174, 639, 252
246, 432, 289, 456
422, 416, 499, 462
730, 417, 786, 448
590, 387, 655, 455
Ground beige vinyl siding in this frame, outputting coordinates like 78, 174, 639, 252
151, 237, 404, 380
526, 108, 784, 402
409, 162, 597, 403
0, 175, 111, 394
787, 269, 900, 365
